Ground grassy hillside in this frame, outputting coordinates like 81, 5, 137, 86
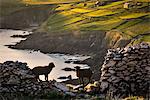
22, 0, 86, 4
23, 0, 150, 46
1, 0, 150, 46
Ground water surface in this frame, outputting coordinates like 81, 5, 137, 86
0, 29, 90, 81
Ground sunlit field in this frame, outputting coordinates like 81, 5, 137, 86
1, 0, 150, 43
22, 0, 85, 4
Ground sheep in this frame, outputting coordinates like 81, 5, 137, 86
32, 62, 55, 81
74, 66, 93, 86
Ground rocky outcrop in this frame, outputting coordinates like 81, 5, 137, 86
0, 61, 54, 96
0, 61, 76, 99
100, 42, 150, 98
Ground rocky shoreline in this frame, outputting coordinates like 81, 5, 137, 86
12, 30, 108, 81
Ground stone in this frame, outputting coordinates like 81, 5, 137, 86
145, 67, 150, 71
19, 89, 24, 92
122, 57, 128, 61
100, 81, 108, 92
20, 74, 35, 79
126, 61, 137, 66
103, 73, 111, 77
105, 60, 117, 67
101, 76, 109, 80
124, 76, 129, 81
108, 69, 115, 74
117, 66, 126, 71
100, 42, 150, 98
54, 82, 69, 92
140, 42, 149, 49
116, 63, 124, 67
7, 75, 20, 85
113, 57, 122, 61
124, 46, 132, 53
101, 65, 109, 71
65, 91, 76, 96
0, 61, 64, 98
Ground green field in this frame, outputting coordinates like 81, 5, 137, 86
1, 0, 150, 45
39, 0, 150, 44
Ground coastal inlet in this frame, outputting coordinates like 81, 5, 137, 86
0, 29, 90, 82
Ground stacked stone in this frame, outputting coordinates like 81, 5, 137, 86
100, 42, 150, 98
0, 61, 54, 97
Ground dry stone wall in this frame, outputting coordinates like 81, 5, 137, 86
100, 42, 150, 98
0, 61, 77, 99
0, 61, 57, 97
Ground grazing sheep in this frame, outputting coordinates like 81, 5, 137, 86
32, 63, 55, 81
74, 66, 93, 86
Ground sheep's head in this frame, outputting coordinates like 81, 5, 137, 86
74, 66, 80, 70
48, 62, 55, 68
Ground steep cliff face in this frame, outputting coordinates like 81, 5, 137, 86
100, 42, 150, 98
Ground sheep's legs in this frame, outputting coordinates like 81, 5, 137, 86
45, 75, 47, 81
36, 75, 41, 82
45, 74, 48, 81
88, 77, 91, 83
78, 78, 85, 87
78, 78, 81, 85
81, 78, 84, 86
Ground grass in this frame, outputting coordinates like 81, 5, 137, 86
70, 8, 93, 13
79, 18, 123, 27
55, 4, 73, 11
80, 21, 125, 31
22, 0, 150, 44
117, 19, 142, 30
1, 0, 150, 43
23, 0, 85, 5
119, 12, 150, 19
123, 20, 150, 37
84, 9, 123, 17
38, 0, 149, 44
97, 0, 126, 9
142, 35, 150, 42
